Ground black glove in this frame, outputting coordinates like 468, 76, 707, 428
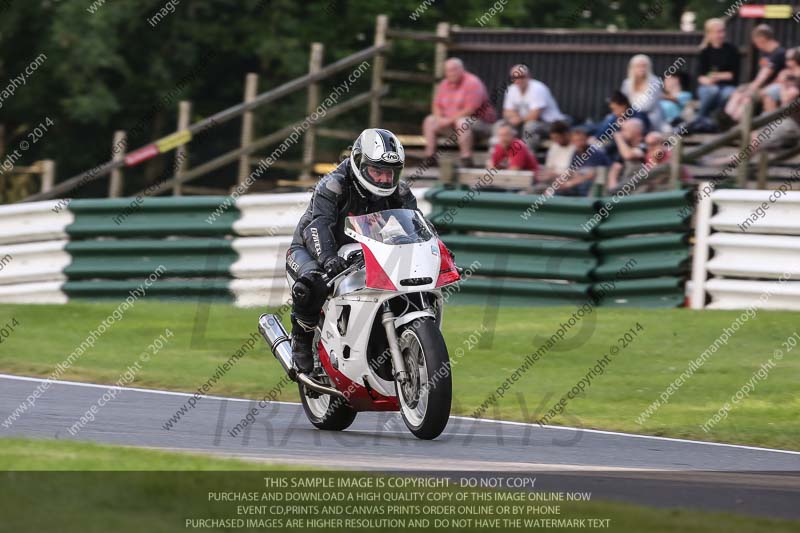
323, 256, 347, 279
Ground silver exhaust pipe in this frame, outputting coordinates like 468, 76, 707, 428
297, 373, 346, 400
257, 314, 346, 400
258, 314, 295, 379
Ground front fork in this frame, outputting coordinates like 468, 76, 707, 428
381, 301, 409, 384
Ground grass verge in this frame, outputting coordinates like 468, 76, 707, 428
0, 302, 797, 449
1, 437, 797, 533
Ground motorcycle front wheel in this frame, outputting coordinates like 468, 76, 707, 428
396, 318, 452, 440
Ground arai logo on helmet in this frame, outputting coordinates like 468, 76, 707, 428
380, 152, 400, 163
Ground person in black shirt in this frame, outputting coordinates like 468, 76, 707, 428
760, 47, 800, 113
725, 24, 785, 121
696, 18, 740, 119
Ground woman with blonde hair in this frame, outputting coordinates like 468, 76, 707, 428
696, 17, 739, 120
621, 54, 664, 131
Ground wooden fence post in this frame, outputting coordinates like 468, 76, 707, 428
174, 100, 192, 196
302, 43, 324, 181
40, 160, 55, 193
593, 166, 607, 197
669, 135, 683, 189
439, 157, 455, 185
369, 15, 388, 128
433, 22, 450, 84
108, 130, 127, 197
736, 97, 754, 188
756, 150, 769, 189
237, 73, 259, 187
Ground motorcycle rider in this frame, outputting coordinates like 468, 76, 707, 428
286, 128, 417, 375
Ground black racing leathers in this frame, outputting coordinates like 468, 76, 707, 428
290, 159, 417, 269
286, 159, 417, 323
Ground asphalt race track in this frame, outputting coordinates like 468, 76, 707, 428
2, 374, 799, 520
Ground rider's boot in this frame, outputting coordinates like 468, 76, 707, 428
290, 313, 315, 375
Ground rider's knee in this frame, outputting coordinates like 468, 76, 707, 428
291, 273, 327, 316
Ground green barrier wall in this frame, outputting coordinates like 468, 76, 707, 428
426, 187, 693, 308
54, 190, 692, 307
593, 234, 689, 280
64, 239, 237, 280
67, 197, 239, 238
592, 278, 686, 308
427, 190, 596, 239
64, 280, 235, 303
63, 196, 239, 301
444, 278, 592, 307
444, 235, 595, 282
595, 191, 692, 237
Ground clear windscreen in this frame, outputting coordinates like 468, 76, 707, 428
345, 209, 433, 245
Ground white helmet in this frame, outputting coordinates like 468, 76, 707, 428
349, 128, 405, 197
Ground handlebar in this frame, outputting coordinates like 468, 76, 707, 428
322, 250, 364, 288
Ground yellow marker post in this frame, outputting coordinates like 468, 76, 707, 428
155, 129, 192, 153
764, 5, 793, 18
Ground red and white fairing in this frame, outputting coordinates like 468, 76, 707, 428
314, 209, 458, 411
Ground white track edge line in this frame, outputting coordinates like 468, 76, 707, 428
449, 416, 800, 456
3, 373, 799, 456
0, 373, 296, 406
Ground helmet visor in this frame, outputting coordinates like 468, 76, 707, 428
362, 163, 401, 190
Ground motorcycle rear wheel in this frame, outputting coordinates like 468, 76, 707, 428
396, 318, 452, 440
299, 381, 357, 431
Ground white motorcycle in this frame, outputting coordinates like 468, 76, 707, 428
259, 209, 460, 440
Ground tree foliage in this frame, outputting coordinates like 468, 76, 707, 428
0, 0, 690, 195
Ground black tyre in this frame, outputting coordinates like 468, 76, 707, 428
299, 382, 357, 431
395, 318, 452, 440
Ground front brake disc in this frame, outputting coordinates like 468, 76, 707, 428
402, 343, 421, 408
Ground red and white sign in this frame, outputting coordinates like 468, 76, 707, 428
739, 5, 794, 18
124, 144, 159, 167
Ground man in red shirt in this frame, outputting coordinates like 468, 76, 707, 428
487, 121, 539, 172
423, 58, 497, 167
